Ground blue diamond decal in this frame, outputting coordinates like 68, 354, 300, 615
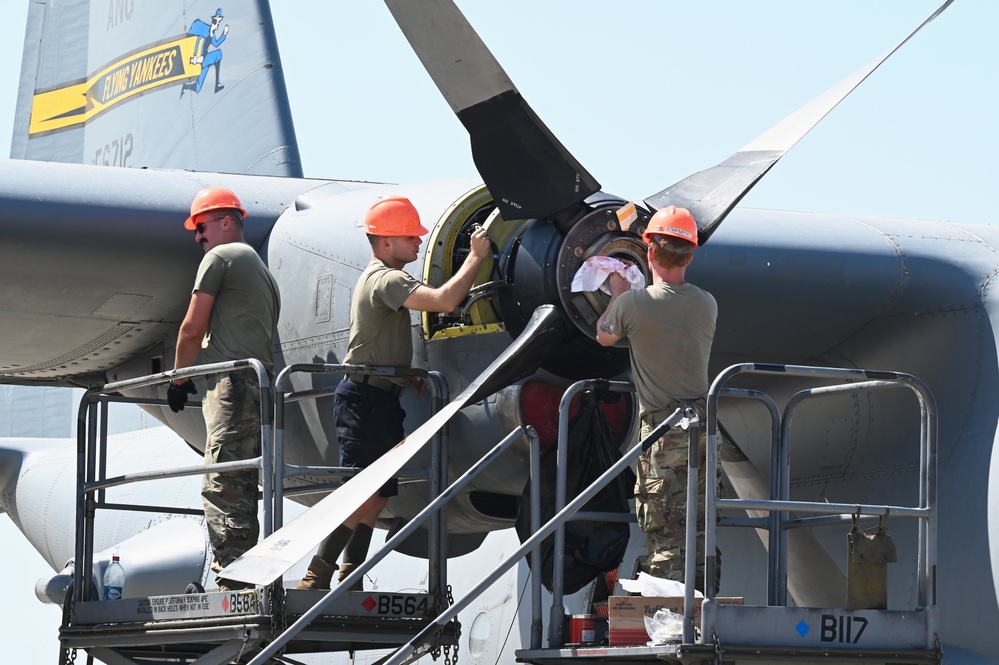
796, 620, 810, 637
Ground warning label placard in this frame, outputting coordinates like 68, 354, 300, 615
75, 589, 267, 624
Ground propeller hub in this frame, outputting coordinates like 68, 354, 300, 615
555, 207, 651, 336
495, 200, 652, 379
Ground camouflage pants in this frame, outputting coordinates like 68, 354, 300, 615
635, 409, 721, 594
201, 371, 261, 574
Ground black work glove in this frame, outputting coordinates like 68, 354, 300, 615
167, 380, 198, 413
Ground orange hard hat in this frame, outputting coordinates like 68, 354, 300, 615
363, 195, 429, 237
184, 187, 247, 230
643, 205, 699, 248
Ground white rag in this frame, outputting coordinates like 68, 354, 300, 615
570, 256, 646, 294
619, 571, 704, 598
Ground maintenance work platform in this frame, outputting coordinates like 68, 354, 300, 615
61, 360, 940, 665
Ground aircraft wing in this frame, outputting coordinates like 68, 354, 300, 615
0, 161, 331, 386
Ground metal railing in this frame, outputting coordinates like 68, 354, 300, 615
547, 378, 636, 647
271, 364, 446, 522
246, 361, 554, 665
384, 402, 693, 665
73, 357, 938, 661
700, 363, 938, 642
248, 425, 541, 665
73, 358, 271, 603
270, 363, 448, 607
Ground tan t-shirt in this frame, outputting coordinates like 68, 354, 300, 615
343, 258, 422, 385
605, 281, 717, 417
193, 242, 281, 376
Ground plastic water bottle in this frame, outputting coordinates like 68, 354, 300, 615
103, 555, 124, 600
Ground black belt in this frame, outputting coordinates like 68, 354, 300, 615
346, 373, 405, 396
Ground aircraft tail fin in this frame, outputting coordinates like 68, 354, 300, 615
10, 0, 302, 177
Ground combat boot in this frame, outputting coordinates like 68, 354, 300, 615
296, 556, 337, 590
337, 563, 364, 592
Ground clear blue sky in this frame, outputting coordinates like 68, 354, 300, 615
2, 1, 996, 661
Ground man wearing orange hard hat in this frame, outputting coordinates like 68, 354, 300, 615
596, 205, 721, 594
169, 186, 281, 592
297, 194, 490, 590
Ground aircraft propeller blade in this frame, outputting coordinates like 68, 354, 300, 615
220, 305, 564, 587
465, 308, 566, 404
384, 0, 600, 221
644, 0, 955, 247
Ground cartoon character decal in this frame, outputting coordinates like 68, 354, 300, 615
185, 9, 228, 94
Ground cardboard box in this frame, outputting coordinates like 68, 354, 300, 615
607, 595, 744, 646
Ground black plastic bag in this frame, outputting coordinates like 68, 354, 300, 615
516, 389, 634, 594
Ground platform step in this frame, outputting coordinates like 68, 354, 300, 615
62, 588, 458, 662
